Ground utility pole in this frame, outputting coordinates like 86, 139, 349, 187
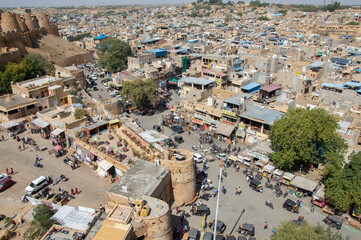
213, 167, 222, 240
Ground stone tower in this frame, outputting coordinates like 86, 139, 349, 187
36, 13, 59, 36
24, 13, 39, 31
161, 149, 196, 207
15, 14, 28, 32
1, 12, 21, 32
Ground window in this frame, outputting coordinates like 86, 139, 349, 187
8, 109, 18, 115
27, 104, 35, 110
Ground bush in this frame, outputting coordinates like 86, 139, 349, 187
258, 16, 270, 21
74, 108, 89, 119
346, 21, 360, 25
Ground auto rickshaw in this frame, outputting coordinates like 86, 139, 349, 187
203, 232, 213, 240
191, 204, 210, 216
226, 235, 236, 240
249, 179, 263, 192
238, 223, 255, 236
323, 215, 343, 230
282, 199, 300, 213
237, 236, 247, 240
209, 219, 226, 234
216, 235, 225, 240
187, 228, 200, 240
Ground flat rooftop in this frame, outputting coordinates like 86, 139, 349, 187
108, 160, 169, 200
18, 76, 61, 88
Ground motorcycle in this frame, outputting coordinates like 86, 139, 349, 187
237, 147, 241, 153
283, 191, 288, 198
34, 162, 42, 168
243, 169, 248, 175
265, 200, 274, 209
265, 182, 274, 189
60, 174, 68, 182
276, 190, 283, 197
201, 184, 214, 191
232, 147, 236, 152
222, 169, 227, 177
311, 204, 315, 212
63, 157, 72, 165
199, 193, 212, 201
221, 186, 227, 194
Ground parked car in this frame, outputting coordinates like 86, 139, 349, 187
193, 153, 204, 163
93, 86, 99, 91
25, 176, 48, 195
171, 125, 184, 133
0, 174, 13, 191
174, 135, 184, 143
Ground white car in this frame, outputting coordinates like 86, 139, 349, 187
193, 153, 204, 163
25, 176, 48, 195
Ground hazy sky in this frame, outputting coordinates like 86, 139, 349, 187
0, 0, 360, 8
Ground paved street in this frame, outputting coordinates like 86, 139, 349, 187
0, 130, 111, 218
130, 91, 361, 239
0, 89, 360, 239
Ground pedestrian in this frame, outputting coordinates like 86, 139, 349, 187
23, 143, 25, 150
5, 168, 9, 175
247, 176, 250, 182
71, 188, 74, 196
19, 145, 21, 151
184, 225, 188, 232
179, 211, 184, 226
35, 155, 39, 162
1, 135, 4, 141
264, 221, 268, 229
75, 187, 79, 194
53, 176, 57, 186
10, 168, 14, 175
176, 207, 179, 214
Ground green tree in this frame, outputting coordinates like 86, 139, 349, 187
23, 204, 57, 240
97, 38, 133, 73
346, 21, 360, 25
269, 107, 347, 171
325, 152, 361, 212
74, 108, 89, 119
258, 16, 270, 21
224, 14, 233, 22
0, 54, 54, 94
271, 220, 344, 240
121, 79, 157, 107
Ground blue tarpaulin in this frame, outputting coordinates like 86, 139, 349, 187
241, 82, 261, 93
93, 34, 108, 40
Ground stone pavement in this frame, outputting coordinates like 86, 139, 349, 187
0, 129, 111, 219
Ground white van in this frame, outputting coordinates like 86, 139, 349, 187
25, 176, 48, 195
193, 153, 204, 163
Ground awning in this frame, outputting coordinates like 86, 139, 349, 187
51, 128, 64, 136
32, 118, 49, 128
216, 123, 235, 137
290, 176, 318, 192
98, 160, 113, 172
0, 121, 20, 129
263, 164, 275, 173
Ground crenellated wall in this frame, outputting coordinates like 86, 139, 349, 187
0, 12, 21, 32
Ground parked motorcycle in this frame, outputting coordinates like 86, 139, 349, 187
221, 186, 227, 194
265, 200, 274, 209
199, 193, 212, 201
265, 182, 274, 190
222, 169, 227, 177
60, 174, 68, 182
276, 190, 283, 197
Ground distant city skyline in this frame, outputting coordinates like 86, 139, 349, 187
0, 0, 360, 8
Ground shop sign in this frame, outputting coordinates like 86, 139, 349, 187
192, 118, 204, 125
222, 109, 237, 118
